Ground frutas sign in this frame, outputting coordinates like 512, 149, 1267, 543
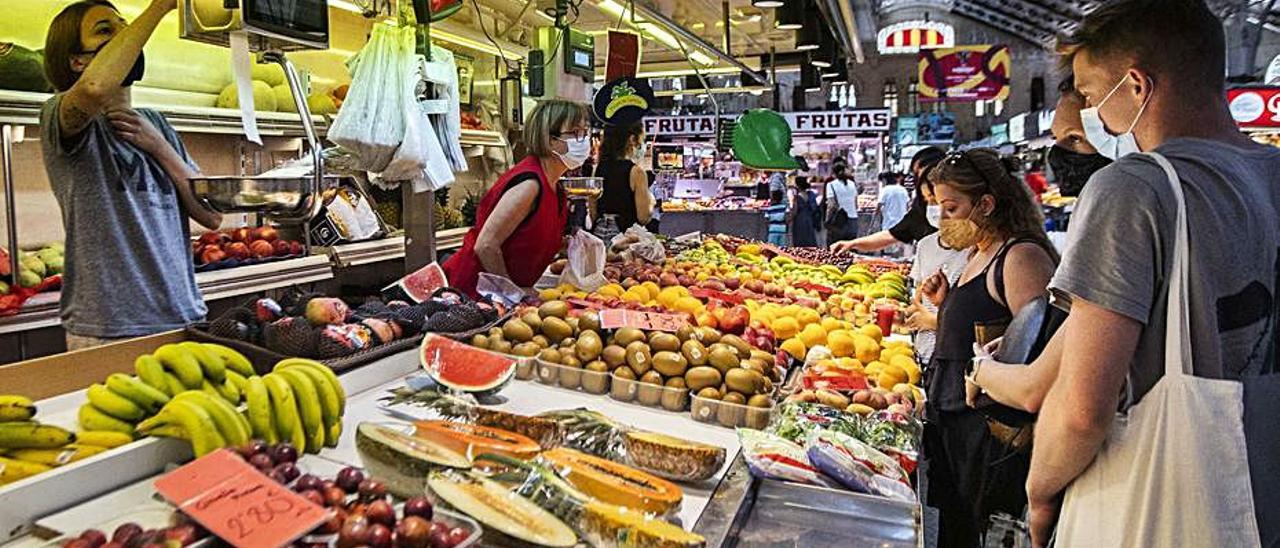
644, 109, 892, 136
1228, 87, 1280, 127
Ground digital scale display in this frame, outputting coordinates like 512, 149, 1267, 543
243, 0, 329, 46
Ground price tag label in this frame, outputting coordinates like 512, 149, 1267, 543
598, 309, 689, 332
155, 450, 327, 548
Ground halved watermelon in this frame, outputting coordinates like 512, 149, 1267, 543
420, 334, 517, 396
383, 262, 448, 303
414, 420, 541, 460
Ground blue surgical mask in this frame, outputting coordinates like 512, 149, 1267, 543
1079, 74, 1151, 160
926, 204, 942, 228
555, 134, 591, 170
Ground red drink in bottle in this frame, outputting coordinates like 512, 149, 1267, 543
876, 305, 895, 337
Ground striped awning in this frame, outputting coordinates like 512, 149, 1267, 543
877, 21, 955, 55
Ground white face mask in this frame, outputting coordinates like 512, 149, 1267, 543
555, 134, 591, 170
632, 142, 648, 163
926, 204, 942, 228
1079, 74, 1151, 160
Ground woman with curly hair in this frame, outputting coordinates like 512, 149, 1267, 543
916, 148, 1058, 547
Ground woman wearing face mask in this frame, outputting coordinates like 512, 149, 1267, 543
905, 180, 970, 366
1045, 75, 1112, 196
40, 0, 222, 351
915, 149, 1058, 548
594, 122, 653, 232
443, 100, 590, 298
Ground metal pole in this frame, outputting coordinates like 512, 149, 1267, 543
2, 125, 19, 285
721, 1, 731, 55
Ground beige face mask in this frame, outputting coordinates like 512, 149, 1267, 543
938, 205, 986, 250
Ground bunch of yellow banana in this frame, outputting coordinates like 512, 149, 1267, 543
135, 358, 345, 457
0, 395, 139, 485
76, 343, 256, 436
0, 395, 37, 422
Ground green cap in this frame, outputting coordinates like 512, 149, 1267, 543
732, 109, 801, 170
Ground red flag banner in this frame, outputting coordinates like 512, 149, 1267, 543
917, 45, 1011, 102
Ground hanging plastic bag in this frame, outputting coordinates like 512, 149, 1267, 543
329, 24, 410, 172
618, 225, 665, 263
560, 230, 608, 292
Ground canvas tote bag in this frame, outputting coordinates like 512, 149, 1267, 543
1052, 152, 1261, 547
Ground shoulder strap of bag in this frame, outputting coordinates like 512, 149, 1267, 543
1145, 152, 1193, 377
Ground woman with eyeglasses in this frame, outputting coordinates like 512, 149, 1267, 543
916, 149, 1058, 548
443, 99, 591, 297
40, 0, 223, 351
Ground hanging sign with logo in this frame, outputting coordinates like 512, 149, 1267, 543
877, 20, 954, 55
593, 77, 655, 126
918, 45, 1011, 102
644, 109, 892, 136
1228, 87, 1280, 128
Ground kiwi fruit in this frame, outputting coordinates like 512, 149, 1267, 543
652, 351, 688, 377
720, 335, 753, 358
520, 310, 544, 332
531, 335, 551, 349
614, 327, 647, 346
722, 391, 747, 405
581, 361, 610, 394
649, 332, 681, 353
470, 334, 489, 349
725, 368, 766, 395
601, 345, 627, 367
558, 359, 583, 390
536, 360, 559, 384
661, 377, 689, 411
537, 348, 562, 364
488, 327, 504, 339
538, 300, 569, 319
675, 324, 697, 342
625, 341, 652, 375
490, 339, 513, 355
503, 319, 534, 342
747, 394, 773, 408
566, 317, 581, 334
560, 355, 582, 368
698, 327, 723, 344
682, 340, 709, 366
559, 336, 577, 349
515, 359, 536, 380
696, 387, 722, 400
576, 331, 604, 362
749, 349, 774, 363
512, 342, 540, 357
717, 392, 747, 426
741, 358, 768, 376
708, 346, 740, 374
542, 317, 573, 342
637, 370, 665, 405
684, 366, 722, 392
578, 311, 601, 333
611, 366, 637, 401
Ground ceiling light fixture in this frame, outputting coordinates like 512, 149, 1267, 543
752, 0, 785, 9
596, 0, 716, 65
794, 4, 821, 51
801, 64, 822, 92
776, 0, 803, 30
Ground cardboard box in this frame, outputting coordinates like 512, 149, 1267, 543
0, 330, 185, 400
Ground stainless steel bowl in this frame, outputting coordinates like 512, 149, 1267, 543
189, 175, 341, 222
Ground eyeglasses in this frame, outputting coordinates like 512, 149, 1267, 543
554, 128, 590, 140
944, 151, 994, 189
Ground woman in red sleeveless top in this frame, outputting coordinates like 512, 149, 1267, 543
444, 100, 591, 297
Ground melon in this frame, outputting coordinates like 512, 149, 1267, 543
251, 63, 287, 87
355, 422, 471, 499
427, 470, 578, 547
273, 84, 299, 113
414, 420, 541, 460
215, 80, 277, 112
307, 93, 338, 116
385, 262, 448, 303
420, 334, 516, 397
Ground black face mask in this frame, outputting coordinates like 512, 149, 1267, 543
1047, 144, 1111, 197
81, 41, 146, 88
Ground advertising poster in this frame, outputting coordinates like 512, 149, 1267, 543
918, 45, 1012, 102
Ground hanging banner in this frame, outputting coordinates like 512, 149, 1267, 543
606, 30, 641, 81
1228, 87, 1280, 127
918, 45, 1011, 102
593, 77, 654, 126
644, 109, 892, 136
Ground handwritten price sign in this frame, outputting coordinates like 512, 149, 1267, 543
599, 309, 689, 332
155, 450, 328, 547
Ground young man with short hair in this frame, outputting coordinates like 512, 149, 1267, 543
1027, 0, 1280, 546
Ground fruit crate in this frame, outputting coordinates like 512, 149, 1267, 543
608, 373, 690, 412
533, 360, 610, 395
689, 392, 776, 429
184, 327, 424, 375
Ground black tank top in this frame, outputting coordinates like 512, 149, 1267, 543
596, 158, 640, 230
927, 239, 1026, 412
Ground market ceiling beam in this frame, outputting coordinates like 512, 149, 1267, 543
950, 1, 1053, 48
984, 0, 1079, 31
627, 1, 771, 85
814, 0, 860, 64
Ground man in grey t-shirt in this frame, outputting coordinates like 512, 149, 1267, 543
1025, 1, 1280, 546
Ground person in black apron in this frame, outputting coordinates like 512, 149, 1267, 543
917, 149, 1059, 548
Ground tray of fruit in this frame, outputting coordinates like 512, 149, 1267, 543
0, 244, 65, 316
192, 226, 306, 272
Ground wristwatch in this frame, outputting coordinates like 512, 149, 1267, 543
968, 356, 986, 387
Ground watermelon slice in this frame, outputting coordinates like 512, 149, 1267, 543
420, 334, 517, 396
384, 262, 448, 303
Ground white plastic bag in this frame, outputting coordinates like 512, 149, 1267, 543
477, 272, 528, 308
560, 230, 609, 292
619, 225, 665, 263
329, 24, 411, 172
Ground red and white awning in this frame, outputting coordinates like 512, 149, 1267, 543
877, 21, 955, 55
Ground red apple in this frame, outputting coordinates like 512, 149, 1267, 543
249, 240, 274, 258
197, 232, 227, 247
252, 226, 279, 242
229, 227, 252, 243
272, 239, 292, 257
200, 246, 226, 265
289, 241, 304, 255
224, 242, 250, 260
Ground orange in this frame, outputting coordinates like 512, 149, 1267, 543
772, 316, 800, 340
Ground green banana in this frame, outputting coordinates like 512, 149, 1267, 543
263, 373, 305, 451
200, 380, 224, 401
0, 456, 52, 484
154, 344, 204, 389
162, 373, 187, 397
8, 444, 107, 467
217, 378, 241, 405
275, 358, 345, 415
0, 421, 76, 449
77, 405, 135, 435
225, 370, 248, 392
325, 421, 342, 449
145, 423, 188, 439
203, 343, 255, 377
133, 354, 169, 393
86, 384, 146, 422
179, 341, 226, 384
171, 392, 250, 447
242, 376, 278, 444
75, 430, 134, 449
105, 374, 170, 412
273, 369, 323, 454
0, 395, 37, 422
137, 399, 225, 456
288, 365, 340, 430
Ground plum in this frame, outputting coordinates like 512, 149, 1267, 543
335, 466, 365, 493
367, 524, 393, 548
269, 443, 299, 464
402, 497, 432, 520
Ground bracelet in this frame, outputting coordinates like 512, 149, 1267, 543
970, 356, 986, 386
